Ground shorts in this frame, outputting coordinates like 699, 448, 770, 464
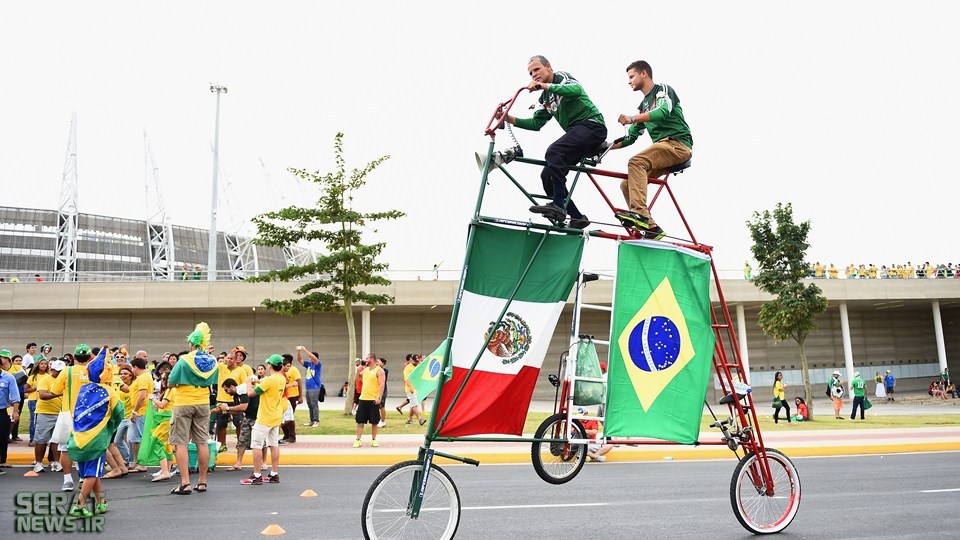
77, 455, 106, 479
34, 414, 58, 445
169, 404, 211, 446
353, 390, 361, 405
355, 399, 380, 425
251, 423, 280, 449
129, 415, 145, 443
215, 409, 242, 432
237, 417, 254, 450
405, 391, 418, 403
886, 386, 895, 394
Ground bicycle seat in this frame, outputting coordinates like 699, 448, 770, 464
666, 159, 691, 174
719, 392, 746, 405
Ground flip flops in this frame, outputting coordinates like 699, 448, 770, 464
170, 483, 192, 495
194, 483, 207, 493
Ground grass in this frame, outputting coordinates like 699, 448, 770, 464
14, 406, 958, 438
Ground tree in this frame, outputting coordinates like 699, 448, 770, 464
746, 203, 827, 419
249, 132, 405, 414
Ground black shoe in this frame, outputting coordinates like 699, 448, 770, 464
530, 203, 567, 222
265, 473, 280, 483
614, 211, 650, 230
568, 216, 590, 229
643, 225, 666, 240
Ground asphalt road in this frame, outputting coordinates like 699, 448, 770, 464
2, 451, 958, 539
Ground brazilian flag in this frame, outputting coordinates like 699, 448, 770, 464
68, 348, 125, 463
604, 241, 715, 444
168, 349, 218, 388
137, 406, 173, 466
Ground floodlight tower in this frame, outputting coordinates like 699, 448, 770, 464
207, 83, 228, 281
54, 113, 79, 282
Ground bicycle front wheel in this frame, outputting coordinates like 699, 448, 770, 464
362, 460, 461, 540
730, 448, 801, 534
531, 412, 587, 485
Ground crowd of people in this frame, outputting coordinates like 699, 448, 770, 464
743, 261, 960, 280
0, 327, 324, 515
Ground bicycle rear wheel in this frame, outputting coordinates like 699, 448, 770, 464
730, 448, 801, 534
531, 412, 587, 484
362, 460, 461, 540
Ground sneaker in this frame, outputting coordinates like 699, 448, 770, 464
371, 440, 380, 448
170, 466, 179, 475
219, 444, 228, 453
377, 421, 386, 428
69, 505, 92, 518
278, 440, 288, 446
310, 422, 319, 428
95, 501, 108, 514
529, 203, 567, 222
568, 216, 590, 230
33, 462, 45, 473
240, 474, 263, 485
614, 211, 651, 230
405, 419, 413, 424
352, 439, 362, 448
596, 455, 606, 463
265, 473, 280, 483
301, 422, 313, 427
62, 478, 75, 492
51, 462, 63, 472
643, 225, 666, 240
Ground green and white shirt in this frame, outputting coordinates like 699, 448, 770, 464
851, 377, 866, 397
621, 83, 693, 149
513, 71, 604, 132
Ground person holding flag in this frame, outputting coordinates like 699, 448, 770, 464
51, 344, 93, 492
402, 355, 425, 426
67, 348, 124, 517
167, 322, 219, 495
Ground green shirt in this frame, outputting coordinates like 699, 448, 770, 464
621, 83, 693, 149
852, 377, 866, 397
513, 71, 604, 132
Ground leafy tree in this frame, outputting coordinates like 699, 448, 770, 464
250, 132, 405, 414
746, 203, 827, 418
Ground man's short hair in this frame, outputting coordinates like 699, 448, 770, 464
282, 353, 294, 365
405, 354, 413, 361
27, 342, 37, 350
131, 357, 147, 370
222, 378, 237, 389
626, 60, 653, 78
529, 55, 550, 67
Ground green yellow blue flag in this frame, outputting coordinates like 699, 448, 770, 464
604, 240, 715, 444
409, 340, 450, 401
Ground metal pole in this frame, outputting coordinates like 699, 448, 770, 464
208, 84, 227, 281
932, 301, 948, 371
839, 302, 855, 380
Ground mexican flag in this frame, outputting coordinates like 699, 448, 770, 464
604, 240, 715, 444
434, 223, 583, 437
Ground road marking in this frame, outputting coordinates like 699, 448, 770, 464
921, 488, 960, 493
464, 502, 610, 511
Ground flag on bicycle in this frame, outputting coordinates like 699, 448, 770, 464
604, 240, 715, 444
435, 223, 583, 437
408, 340, 450, 401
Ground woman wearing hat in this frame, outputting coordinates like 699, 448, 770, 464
874, 372, 886, 399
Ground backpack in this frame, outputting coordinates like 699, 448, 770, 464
825, 383, 831, 397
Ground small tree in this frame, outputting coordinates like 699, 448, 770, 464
249, 132, 405, 414
746, 203, 827, 418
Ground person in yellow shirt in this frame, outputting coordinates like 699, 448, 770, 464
126, 357, 153, 473
24, 357, 50, 446
771, 371, 792, 424
214, 352, 247, 453
241, 354, 286, 485
280, 356, 303, 444
828, 264, 839, 279
353, 353, 386, 448
50, 344, 93, 492
868, 264, 878, 279
233, 346, 254, 380
813, 262, 824, 279
401, 355, 426, 426
34, 360, 64, 472
110, 365, 136, 473
845, 264, 855, 279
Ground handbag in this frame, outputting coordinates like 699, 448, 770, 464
772, 397, 783, 408
51, 367, 74, 444
864, 397, 873, 410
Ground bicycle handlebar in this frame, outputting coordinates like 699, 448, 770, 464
483, 86, 529, 137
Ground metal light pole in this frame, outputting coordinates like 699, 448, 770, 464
208, 84, 228, 281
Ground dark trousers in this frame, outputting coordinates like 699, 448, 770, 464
850, 396, 865, 419
773, 402, 792, 423
541, 120, 607, 219
0, 410, 10, 463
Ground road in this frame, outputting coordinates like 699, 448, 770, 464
2, 451, 958, 539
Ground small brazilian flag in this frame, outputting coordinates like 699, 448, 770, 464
409, 340, 450, 402
604, 240, 715, 444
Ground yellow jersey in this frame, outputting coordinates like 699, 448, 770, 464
172, 383, 210, 407
35, 374, 62, 415
26, 372, 43, 401
403, 363, 416, 393
284, 365, 301, 398
51, 365, 90, 412
216, 363, 248, 403
129, 371, 153, 415
359, 366, 383, 401
254, 372, 286, 427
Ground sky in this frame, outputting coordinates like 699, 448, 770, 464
2, 1, 958, 279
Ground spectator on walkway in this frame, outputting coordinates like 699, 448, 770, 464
395, 354, 415, 415
884, 370, 896, 402
828, 370, 845, 419
849, 372, 867, 420
828, 264, 839, 279
772, 371, 792, 424
34, 359, 64, 472
353, 353, 386, 448
352, 358, 363, 415
874, 371, 886, 399
942, 367, 951, 387
297, 346, 322, 428
791, 397, 808, 422
0, 350, 22, 468
24, 357, 50, 446
813, 262, 825, 279
377, 358, 389, 428
241, 354, 285, 485
744, 261, 752, 281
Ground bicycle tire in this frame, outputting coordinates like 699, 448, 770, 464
730, 448, 801, 534
362, 460, 461, 540
531, 412, 588, 485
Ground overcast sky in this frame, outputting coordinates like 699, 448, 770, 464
2, 2, 958, 278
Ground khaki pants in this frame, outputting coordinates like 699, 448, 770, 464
621, 139, 692, 226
